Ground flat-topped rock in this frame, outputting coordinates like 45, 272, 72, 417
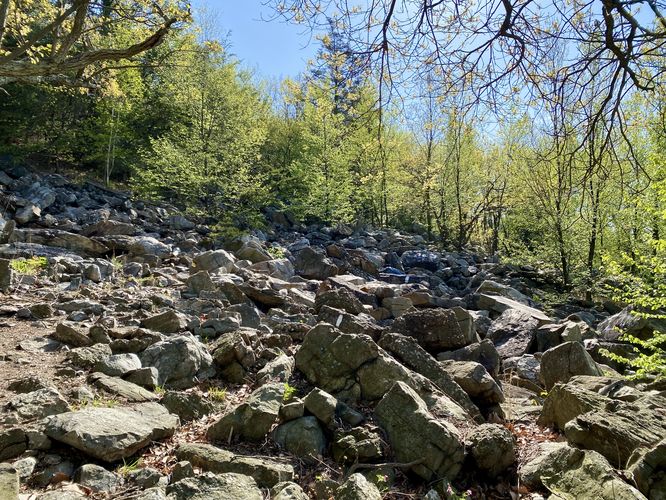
45, 403, 179, 462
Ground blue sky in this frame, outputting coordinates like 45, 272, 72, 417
194, 0, 319, 80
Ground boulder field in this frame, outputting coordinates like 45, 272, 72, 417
0, 164, 663, 499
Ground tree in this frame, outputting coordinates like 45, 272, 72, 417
0, 0, 188, 86
133, 38, 269, 227
271, 0, 666, 153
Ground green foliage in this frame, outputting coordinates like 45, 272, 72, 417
283, 383, 297, 402
10, 257, 48, 275
600, 331, 666, 380
116, 458, 143, 476
208, 387, 227, 402
600, 248, 666, 381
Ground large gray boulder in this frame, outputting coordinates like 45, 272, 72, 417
140, 335, 214, 389
141, 310, 188, 334
379, 333, 482, 422
597, 305, 666, 341
191, 250, 236, 273
466, 424, 515, 477
293, 247, 338, 280
374, 381, 464, 481
440, 360, 504, 405
486, 308, 540, 359
520, 442, 646, 499
45, 403, 179, 462
175, 443, 294, 487
335, 473, 382, 500
391, 308, 477, 352
540, 382, 666, 468
272, 416, 327, 460
627, 439, 666, 499
540, 341, 602, 389
165, 472, 262, 500
207, 383, 284, 442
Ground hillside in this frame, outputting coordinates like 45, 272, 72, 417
0, 164, 663, 499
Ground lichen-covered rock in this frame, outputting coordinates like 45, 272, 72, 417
627, 439, 666, 499
140, 334, 214, 389
440, 360, 504, 405
379, 333, 482, 422
165, 472, 262, 500
374, 381, 464, 481
335, 473, 382, 500
466, 424, 515, 477
272, 416, 327, 460
540, 341, 602, 389
520, 442, 645, 499
207, 383, 283, 442
45, 403, 179, 462
175, 443, 294, 488
392, 308, 476, 352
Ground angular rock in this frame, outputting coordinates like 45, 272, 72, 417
175, 443, 294, 487
437, 339, 500, 379
94, 353, 142, 377
486, 308, 539, 359
191, 250, 236, 273
392, 308, 476, 352
5, 387, 69, 421
54, 322, 91, 347
335, 473, 382, 500
440, 360, 504, 404
293, 247, 338, 280
475, 293, 551, 322
88, 372, 159, 402
627, 439, 666, 499
165, 472, 262, 500
520, 442, 645, 499
0, 428, 27, 461
45, 403, 179, 462
379, 333, 482, 422
141, 310, 188, 334
140, 335, 214, 389
207, 383, 284, 442
187, 271, 216, 295
314, 288, 364, 315
161, 391, 215, 422
74, 464, 122, 493
272, 417, 327, 461
10, 229, 108, 256
540, 341, 602, 390
466, 424, 515, 477
374, 381, 464, 481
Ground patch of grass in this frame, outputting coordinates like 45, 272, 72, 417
10, 256, 48, 275
116, 457, 143, 476
267, 246, 286, 259
72, 395, 119, 410
154, 385, 166, 395
283, 383, 297, 402
208, 387, 227, 402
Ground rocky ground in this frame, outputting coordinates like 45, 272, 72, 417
0, 163, 663, 500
